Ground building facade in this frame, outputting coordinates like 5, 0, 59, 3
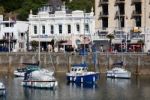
28, 4, 95, 51
0, 15, 28, 52
95, 0, 150, 52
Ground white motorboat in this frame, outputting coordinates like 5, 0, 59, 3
107, 62, 131, 79
0, 82, 6, 96
22, 69, 58, 89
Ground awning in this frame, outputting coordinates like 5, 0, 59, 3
61, 40, 72, 45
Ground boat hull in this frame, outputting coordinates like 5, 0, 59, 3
107, 71, 131, 79
14, 71, 25, 77
0, 89, 6, 96
66, 73, 99, 83
22, 80, 58, 89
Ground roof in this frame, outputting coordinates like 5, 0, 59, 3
61, 40, 72, 45
22, 62, 39, 66
72, 63, 88, 68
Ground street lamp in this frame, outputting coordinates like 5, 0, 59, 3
38, 13, 41, 65
8, 19, 11, 53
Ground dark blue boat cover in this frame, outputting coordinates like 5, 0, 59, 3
72, 62, 88, 67
113, 61, 123, 66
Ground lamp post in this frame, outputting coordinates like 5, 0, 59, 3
144, 0, 146, 52
37, 13, 41, 65
8, 19, 11, 53
26, 23, 30, 51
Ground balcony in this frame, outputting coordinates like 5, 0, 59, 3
99, 12, 108, 19
2, 36, 16, 42
99, 0, 108, 6
132, 10, 141, 17
131, 0, 142, 4
92, 28, 108, 40
115, 0, 125, 5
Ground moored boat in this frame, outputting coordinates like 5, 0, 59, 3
14, 63, 40, 77
66, 63, 99, 84
22, 69, 58, 89
106, 61, 131, 79
0, 82, 6, 96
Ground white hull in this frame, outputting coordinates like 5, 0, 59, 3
22, 80, 58, 89
107, 67, 131, 79
0, 82, 6, 96
23, 69, 57, 89
14, 71, 25, 77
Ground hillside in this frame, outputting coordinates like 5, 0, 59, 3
0, 0, 94, 21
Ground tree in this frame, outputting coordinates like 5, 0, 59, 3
30, 40, 38, 51
66, 0, 94, 13
106, 34, 115, 52
137, 39, 144, 52
0, 6, 5, 14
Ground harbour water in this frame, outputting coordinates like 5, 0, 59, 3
0, 73, 150, 100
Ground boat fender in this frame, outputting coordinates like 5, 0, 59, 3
70, 77, 72, 81
74, 77, 76, 81
81, 77, 83, 83
93, 77, 95, 82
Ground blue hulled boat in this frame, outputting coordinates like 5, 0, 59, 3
66, 63, 99, 83
66, 48, 99, 84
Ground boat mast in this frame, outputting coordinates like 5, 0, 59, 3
117, 5, 124, 62
83, 10, 86, 63
38, 13, 41, 65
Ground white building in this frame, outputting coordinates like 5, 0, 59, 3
0, 15, 28, 52
28, 4, 95, 50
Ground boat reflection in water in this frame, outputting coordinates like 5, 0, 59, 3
67, 82, 98, 89
106, 78, 131, 89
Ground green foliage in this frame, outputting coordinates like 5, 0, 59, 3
106, 34, 115, 49
66, 0, 94, 12
137, 39, 144, 45
31, 40, 38, 51
0, 0, 94, 20
0, 6, 5, 14
106, 34, 115, 40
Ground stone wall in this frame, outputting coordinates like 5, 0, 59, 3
0, 52, 150, 75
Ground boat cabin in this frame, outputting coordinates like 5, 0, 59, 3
71, 67, 88, 74
70, 63, 88, 74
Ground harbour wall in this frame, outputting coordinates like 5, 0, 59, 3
0, 52, 150, 75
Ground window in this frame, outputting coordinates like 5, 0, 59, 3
19, 42, 24, 48
5, 23, 14, 27
76, 24, 80, 32
102, 18, 108, 28
50, 25, 54, 34
68, 24, 71, 34
34, 25, 37, 34
135, 17, 141, 27
59, 24, 62, 34
85, 24, 89, 32
42, 25, 45, 34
